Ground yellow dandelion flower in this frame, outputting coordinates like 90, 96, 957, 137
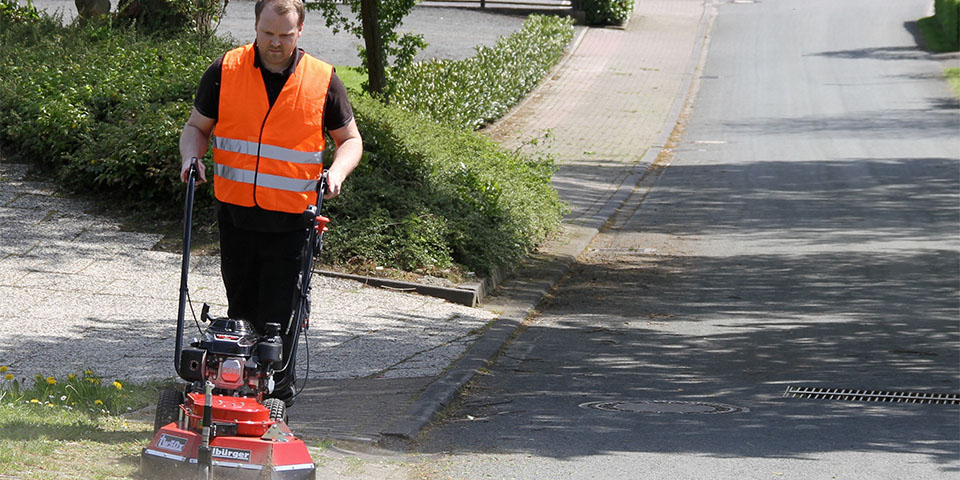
85, 370, 94, 376
4, 374, 12, 381
67, 374, 76, 380
94, 399, 104, 405
30, 398, 40, 403
46, 377, 56, 385
112, 381, 123, 391
0, 366, 7, 373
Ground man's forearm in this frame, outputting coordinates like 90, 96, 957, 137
180, 124, 210, 161
179, 112, 215, 182
324, 133, 363, 199
328, 137, 363, 178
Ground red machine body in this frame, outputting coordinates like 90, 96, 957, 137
182, 393, 274, 436
141, 394, 316, 479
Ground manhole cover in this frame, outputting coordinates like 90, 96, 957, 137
579, 400, 747, 414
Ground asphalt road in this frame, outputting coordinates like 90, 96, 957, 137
410, 0, 960, 478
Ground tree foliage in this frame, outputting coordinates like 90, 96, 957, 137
306, 0, 425, 93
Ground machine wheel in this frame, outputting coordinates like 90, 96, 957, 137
263, 397, 287, 424
154, 388, 183, 433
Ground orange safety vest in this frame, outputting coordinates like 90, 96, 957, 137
212, 44, 333, 214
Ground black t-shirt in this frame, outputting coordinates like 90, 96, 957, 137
195, 46, 354, 232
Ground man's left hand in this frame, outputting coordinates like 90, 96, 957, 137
324, 118, 363, 199
324, 168, 346, 199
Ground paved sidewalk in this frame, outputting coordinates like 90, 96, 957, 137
382, 0, 711, 440
486, 0, 705, 229
0, 0, 710, 445
0, 161, 496, 380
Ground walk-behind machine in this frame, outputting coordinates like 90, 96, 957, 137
141, 161, 327, 479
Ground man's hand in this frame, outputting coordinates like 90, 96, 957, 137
324, 166, 346, 199
180, 157, 207, 183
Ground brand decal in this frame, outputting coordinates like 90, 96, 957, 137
157, 434, 188, 453
211, 446, 252, 462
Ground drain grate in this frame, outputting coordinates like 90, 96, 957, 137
784, 386, 960, 405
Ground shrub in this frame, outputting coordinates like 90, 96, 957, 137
0, 13, 229, 208
322, 95, 567, 275
0, 10, 568, 276
0, 0, 40, 22
933, 0, 960, 51
582, 0, 634, 26
919, 0, 960, 52
61, 101, 194, 204
389, 14, 575, 131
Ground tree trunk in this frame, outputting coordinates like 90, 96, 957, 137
360, 0, 387, 96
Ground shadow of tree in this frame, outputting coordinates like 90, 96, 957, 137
413, 251, 959, 469
625, 157, 959, 241
809, 45, 931, 61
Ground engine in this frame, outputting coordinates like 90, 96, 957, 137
178, 315, 284, 400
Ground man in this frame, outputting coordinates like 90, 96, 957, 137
179, 0, 363, 406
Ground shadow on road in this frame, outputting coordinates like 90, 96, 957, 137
413, 154, 959, 472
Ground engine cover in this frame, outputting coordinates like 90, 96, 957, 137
200, 318, 258, 357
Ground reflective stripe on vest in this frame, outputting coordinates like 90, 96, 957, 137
211, 135, 323, 165
214, 163, 318, 193
212, 44, 332, 214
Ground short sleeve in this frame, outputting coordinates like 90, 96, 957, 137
194, 56, 223, 119
322, 72, 354, 131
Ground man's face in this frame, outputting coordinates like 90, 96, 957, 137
255, 6, 302, 72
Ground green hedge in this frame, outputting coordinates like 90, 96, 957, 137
321, 95, 565, 274
389, 14, 574, 131
583, 0, 634, 26
0, 8, 567, 276
0, 12, 229, 204
919, 0, 960, 52
934, 0, 960, 50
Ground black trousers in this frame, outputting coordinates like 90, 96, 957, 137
218, 208, 308, 382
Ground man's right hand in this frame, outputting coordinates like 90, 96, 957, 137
178, 107, 216, 184
181, 158, 207, 183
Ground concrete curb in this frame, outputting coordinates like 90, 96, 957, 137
380, 0, 717, 441
380, 221, 595, 440
381, 317, 521, 439
317, 269, 483, 307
